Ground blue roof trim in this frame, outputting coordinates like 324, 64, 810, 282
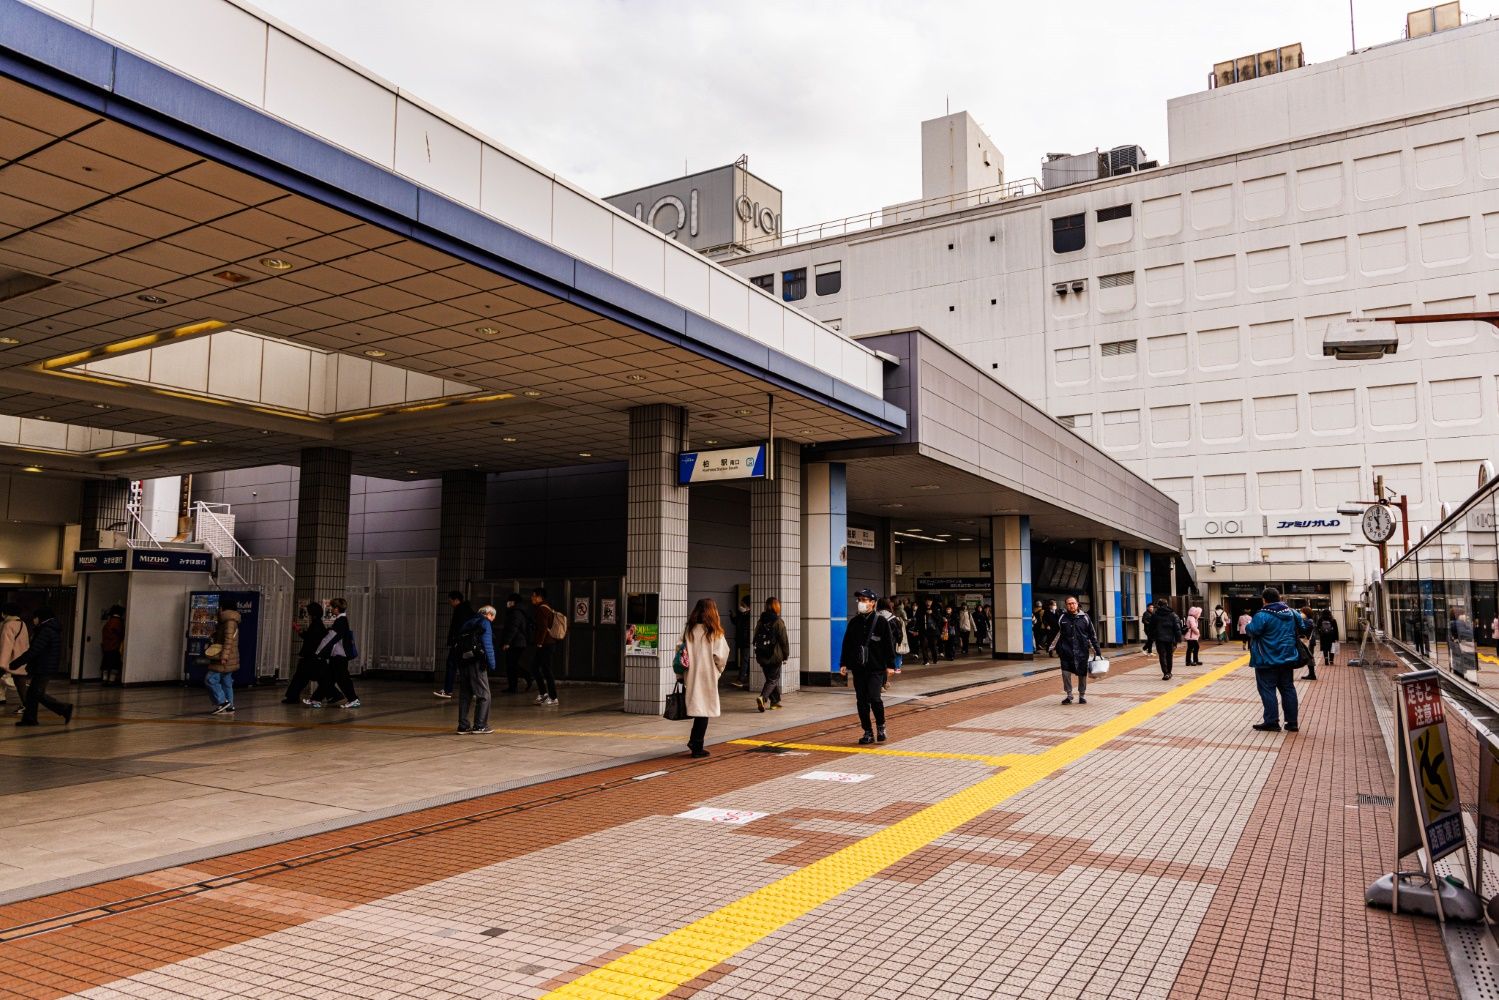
0, 0, 904, 434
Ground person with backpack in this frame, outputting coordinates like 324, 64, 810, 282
434, 590, 475, 699
0, 603, 29, 711
1148, 599, 1184, 680
729, 595, 753, 689
1315, 610, 1339, 670
529, 588, 564, 706
204, 608, 241, 715
753, 597, 790, 712
676, 597, 729, 757
454, 606, 497, 734
1246, 587, 1310, 733
1212, 605, 1228, 643
1048, 595, 1101, 705
840, 588, 896, 744
283, 601, 328, 705
14, 607, 72, 727
498, 593, 532, 694
312, 597, 360, 708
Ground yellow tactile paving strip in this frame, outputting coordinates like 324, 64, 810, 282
542, 654, 1250, 1000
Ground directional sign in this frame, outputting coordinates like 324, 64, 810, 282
678, 444, 767, 485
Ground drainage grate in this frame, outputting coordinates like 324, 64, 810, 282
1356, 793, 1394, 807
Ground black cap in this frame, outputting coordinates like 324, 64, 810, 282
854, 588, 878, 600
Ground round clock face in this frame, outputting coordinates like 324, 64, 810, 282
1362, 504, 1396, 543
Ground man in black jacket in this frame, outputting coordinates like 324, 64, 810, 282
729, 595, 753, 689
840, 588, 895, 745
498, 593, 532, 693
435, 591, 474, 699
15, 607, 72, 727
1148, 600, 1184, 680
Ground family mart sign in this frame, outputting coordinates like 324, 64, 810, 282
1262, 513, 1351, 537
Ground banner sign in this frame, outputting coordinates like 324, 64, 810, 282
1262, 513, 1352, 537
130, 549, 214, 573
1397, 671, 1465, 862
678, 444, 767, 485
915, 576, 993, 591
73, 549, 127, 572
847, 527, 876, 550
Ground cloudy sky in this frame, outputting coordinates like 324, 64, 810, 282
253, 0, 1461, 229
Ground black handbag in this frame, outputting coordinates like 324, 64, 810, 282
1295, 637, 1315, 669
663, 678, 688, 721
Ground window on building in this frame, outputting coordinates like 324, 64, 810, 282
1096, 204, 1133, 222
1052, 213, 1086, 254
782, 268, 807, 301
1100, 339, 1138, 357
750, 274, 774, 293
1098, 272, 1135, 288
814, 261, 842, 296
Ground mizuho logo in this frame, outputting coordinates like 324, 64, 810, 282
138, 555, 168, 564
1275, 518, 1343, 529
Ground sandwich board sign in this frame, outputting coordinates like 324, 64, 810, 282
1393, 670, 1469, 918
1476, 738, 1499, 892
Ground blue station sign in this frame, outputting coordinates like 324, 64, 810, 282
678, 443, 768, 485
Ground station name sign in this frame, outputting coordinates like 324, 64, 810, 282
915, 576, 992, 591
678, 444, 767, 485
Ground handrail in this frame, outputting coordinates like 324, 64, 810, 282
739, 176, 1044, 255
193, 501, 294, 583
124, 507, 162, 549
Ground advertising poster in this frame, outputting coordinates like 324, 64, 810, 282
626, 593, 659, 654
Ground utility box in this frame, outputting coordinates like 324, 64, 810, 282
1042, 151, 1106, 190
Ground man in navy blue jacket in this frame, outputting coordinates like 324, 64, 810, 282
1245, 587, 1310, 733
455, 606, 497, 735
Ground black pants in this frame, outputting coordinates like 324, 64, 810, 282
1185, 640, 1200, 665
456, 660, 490, 730
318, 656, 357, 703
20, 671, 69, 722
852, 669, 886, 733
688, 715, 709, 752
101, 650, 122, 684
920, 633, 939, 665
1322, 642, 1335, 665
505, 646, 531, 692
760, 661, 782, 706
284, 656, 322, 702
532, 644, 558, 699
441, 645, 459, 694
1156, 643, 1175, 677
1143, 638, 1154, 654
960, 632, 970, 655
735, 644, 751, 684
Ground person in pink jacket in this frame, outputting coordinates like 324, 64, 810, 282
1184, 606, 1203, 666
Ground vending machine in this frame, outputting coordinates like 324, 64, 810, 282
184, 590, 261, 686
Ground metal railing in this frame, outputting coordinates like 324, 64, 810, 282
193, 501, 293, 583
738, 176, 1043, 255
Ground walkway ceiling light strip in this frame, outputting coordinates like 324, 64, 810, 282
39, 320, 227, 371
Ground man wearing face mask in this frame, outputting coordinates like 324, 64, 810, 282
839, 588, 895, 745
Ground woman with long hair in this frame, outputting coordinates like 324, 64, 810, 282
677, 597, 729, 757
753, 596, 790, 712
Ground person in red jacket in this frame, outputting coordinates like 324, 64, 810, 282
529, 589, 561, 706
100, 605, 125, 686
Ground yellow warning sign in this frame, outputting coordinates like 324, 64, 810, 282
1414, 726, 1455, 816
1398, 672, 1465, 862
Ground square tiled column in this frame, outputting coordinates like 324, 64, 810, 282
988, 514, 1032, 659
1095, 539, 1124, 645
80, 477, 130, 549
750, 440, 801, 696
437, 469, 488, 665
624, 405, 689, 714
293, 447, 351, 605
801, 462, 846, 677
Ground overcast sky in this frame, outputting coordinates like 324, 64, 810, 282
253, 0, 1468, 229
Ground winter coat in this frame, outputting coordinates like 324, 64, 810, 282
958, 607, 975, 634
841, 611, 896, 673
101, 614, 124, 653
1184, 607, 1202, 642
209, 610, 241, 673
12, 617, 60, 675
1052, 611, 1101, 674
297, 618, 328, 661
731, 606, 753, 648
498, 605, 530, 649
679, 623, 728, 718
316, 613, 356, 660
459, 614, 496, 671
1246, 602, 1306, 668
753, 611, 790, 666
446, 601, 475, 645
0, 614, 29, 675
532, 603, 558, 647
1148, 608, 1183, 646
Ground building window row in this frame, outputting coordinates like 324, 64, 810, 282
759, 261, 842, 302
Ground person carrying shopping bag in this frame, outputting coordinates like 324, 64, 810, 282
676, 598, 729, 758
1048, 595, 1102, 705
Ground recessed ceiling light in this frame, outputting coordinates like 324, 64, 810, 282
406, 469, 418, 474
502, 436, 518, 443
0, 337, 18, 345
21, 466, 41, 473
704, 439, 719, 445
92, 403, 108, 409
259, 429, 271, 435
523, 390, 543, 398
475, 326, 499, 336
137, 294, 166, 304
734, 408, 753, 415
958, 537, 974, 542
880, 503, 905, 509
35, 415, 51, 421
364, 349, 387, 358
259, 257, 294, 271
625, 374, 647, 382
213, 270, 251, 284
578, 452, 592, 458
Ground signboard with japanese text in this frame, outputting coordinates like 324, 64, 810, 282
73, 549, 127, 572
1397, 671, 1465, 862
600, 599, 617, 626
847, 527, 876, 550
625, 593, 659, 654
678, 444, 767, 485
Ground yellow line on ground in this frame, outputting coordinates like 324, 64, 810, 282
726, 738, 1011, 766
81, 715, 680, 742
542, 655, 1251, 1000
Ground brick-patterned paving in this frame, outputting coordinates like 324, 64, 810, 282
0, 648, 1460, 1000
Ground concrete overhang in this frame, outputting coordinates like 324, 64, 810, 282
0, 0, 905, 480
816, 329, 1182, 553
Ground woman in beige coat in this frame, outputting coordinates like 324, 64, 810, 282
678, 598, 729, 758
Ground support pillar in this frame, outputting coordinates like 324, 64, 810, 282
80, 478, 130, 549
750, 440, 802, 695
801, 462, 847, 676
1141, 548, 1153, 609
1097, 540, 1124, 645
988, 515, 1032, 659
293, 447, 351, 605
437, 469, 487, 666
624, 405, 689, 714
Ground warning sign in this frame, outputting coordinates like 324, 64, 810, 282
572, 597, 590, 624
1397, 672, 1465, 862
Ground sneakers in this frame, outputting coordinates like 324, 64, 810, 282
473, 726, 494, 735
1079, 697, 1087, 705
212, 703, 231, 715
543, 697, 559, 706
301, 698, 316, 706
342, 699, 361, 709
1252, 722, 1282, 732
1062, 696, 1073, 705
756, 696, 766, 713
534, 694, 548, 705
433, 690, 452, 699
770, 703, 783, 710
689, 749, 709, 758
876, 728, 888, 743
858, 732, 875, 745
1285, 723, 1299, 732
456, 726, 471, 734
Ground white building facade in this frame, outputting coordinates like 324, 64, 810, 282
725, 17, 1499, 616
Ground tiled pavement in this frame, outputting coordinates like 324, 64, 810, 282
0, 645, 1460, 999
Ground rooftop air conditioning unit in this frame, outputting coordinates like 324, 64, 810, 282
1108, 145, 1147, 175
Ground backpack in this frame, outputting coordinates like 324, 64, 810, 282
753, 619, 779, 663
545, 606, 568, 642
1318, 619, 1336, 638
457, 621, 487, 663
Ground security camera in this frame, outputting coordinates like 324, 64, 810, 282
1322, 318, 1398, 360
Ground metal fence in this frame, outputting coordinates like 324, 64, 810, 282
345, 558, 438, 676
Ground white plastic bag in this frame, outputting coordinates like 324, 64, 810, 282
1088, 656, 1110, 676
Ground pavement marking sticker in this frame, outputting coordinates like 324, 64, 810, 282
800, 771, 874, 784
633, 770, 671, 781
675, 807, 768, 825
728, 738, 1009, 765
543, 653, 1250, 1000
